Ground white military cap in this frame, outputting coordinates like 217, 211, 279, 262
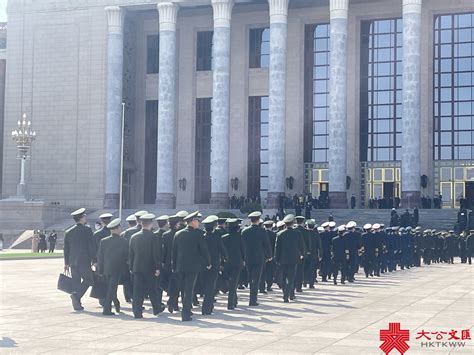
363, 223, 372, 230
134, 210, 148, 218
346, 221, 357, 229
283, 214, 295, 223
140, 213, 156, 221
156, 215, 169, 222
71, 208, 86, 217
276, 221, 285, 228
99, 213, 113, 219
202, 215, 218, 224
248, 211, 262, 218
107, 218, 121, 229
126, 214, 137, 222
321, 222, 329, 228
317, 226, 324, 232
337, 225, 346, 232
175, 210, 189, 218
328, 221, 336, 228
372, 223, 381, 230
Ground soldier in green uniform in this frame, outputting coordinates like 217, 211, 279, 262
241, 211, 272, 306
201, 215, 228, 315
154, 215, 169, 307
120, 214, 139, 302
304, 220, 321, 288
63, 208, 96, 311
274, 214, 305, 302
222, 218, 246, 310
129, 213, 164, 318
161, 215, 181, 313
172, 211, 211, 321
97, 218, 128, 315
134, 210, 148, 232
294, 216, 310, 292
93, 213, 113, 252
262, 220, 277, 292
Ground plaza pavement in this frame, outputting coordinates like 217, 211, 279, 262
0, 258, 472, 354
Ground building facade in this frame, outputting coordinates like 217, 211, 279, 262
1, 0, 473, 209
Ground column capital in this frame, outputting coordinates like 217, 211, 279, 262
268, 0, 289, 24
157, 2, 179, 32
403, 0, 422, 14
105, 6, 124, 34
212, 0, 234, 28
330, 0, 349, 19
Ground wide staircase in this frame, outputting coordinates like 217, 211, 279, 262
4, 207, 459, 250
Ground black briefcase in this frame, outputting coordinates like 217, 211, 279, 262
90, 273, 107, 299
57, 271, 74, 294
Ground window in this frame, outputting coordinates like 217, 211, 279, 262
248, 96, 269, 199
195, 98, 212, 204
360, 19, 402, 162
304, 24, 330, 163
197, 31, 213, 71
144, 101, 158, 203
249, 28, 270, 68
434, 13, 474, 160
146, 35, 159, 74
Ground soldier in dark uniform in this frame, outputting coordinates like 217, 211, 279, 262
445, 231, 457, 264
222, 218, 246, 310
63, 208, 96, 311
294, 216, 310, 292
129, 213, 164, 319
93, 213, 113, 252
215, 217, 228, 238
48, 230, 57, 253
97, 218, 128, 316
344, 221, 359, 282
120, 214, 140, 303
305, 220, 322, 288
331, 225, 348, 285
263, 221, 277, 292
467, 231, 474, 264
274, 214, 305, 302
154, 215, 169, 307
201, 215, 228, 315
361, 224, 375, 277
241, 211, 271, 307
259, 220, 275, 293
320, 221, 336, 281
172, 211, 210, 321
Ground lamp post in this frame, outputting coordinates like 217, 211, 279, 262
11, 113, 36, 199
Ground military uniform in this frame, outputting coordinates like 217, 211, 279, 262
161, 217, 181, 312
172, 212, 211, 321
241, 212, 271, 306
331, 227, 347, 285
129, 214, 163, 318
294, 217, 310, 292
361, 225, 375, 277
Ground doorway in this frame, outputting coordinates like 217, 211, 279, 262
465, 182, 474, 209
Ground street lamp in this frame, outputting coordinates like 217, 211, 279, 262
11, 113, 36, 199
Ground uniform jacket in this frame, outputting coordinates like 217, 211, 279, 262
222, 232, 246, 268
172, 226, 211, 272
274, 228, 305, 265
97, 234, 129, 276
241, 224, 271, 265
64, 223, 96, 267
129, 229, 162, 273
204, 230, 228, 267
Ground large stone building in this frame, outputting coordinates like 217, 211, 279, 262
1, 0, 473, 210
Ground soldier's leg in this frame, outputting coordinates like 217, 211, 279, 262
182, 272, 198, 321
227, 267, 240, 309
248, 264, 263, 305
77, 264, 93, 300
281, 265, 289, 301
266, 260, 275, 290
259, 263, 267, 292
203, 267, 218, 314
295, 259, 304, 292
287, 264, 297, 300
132, 272, 145, 318
144, 272, 163, 315
168, 271, 180, 311
103, 275, 114, 314
122, 271, 132, 302
155, 274, 163, 306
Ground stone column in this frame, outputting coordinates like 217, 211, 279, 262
266, 0, 289, 209
210, 0, 233, 208
104, 6, 125, 209
328, 0, 349, 208
156, 2, 179, 208
401, 0, 422, 208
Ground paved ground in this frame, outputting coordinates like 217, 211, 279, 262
0, 259, 472, 354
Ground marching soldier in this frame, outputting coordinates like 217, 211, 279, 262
331, 225, 347, 285
241, 211, 271, 307
305, 220, 322, 288
201, 215, 228, 315
294, 216, 310, 292
154, 215, 169, 307
93, 213, 113, 252
222, 218, 246, 309
161, 214, 181, 313
63, 208, 96, 311
320, 221, 336, 282
120, 214, 139, 303
260, 220, 276, 293
274, 214, 305, 302
172, 211, 211, 321
361, 224, 375, 277
344, 221, 359, 282
97, 218, 128, 316
129, 213, 164, 319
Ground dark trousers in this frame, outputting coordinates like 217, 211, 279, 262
168, 271, 179, 308
178, 271, 198, 320
49, 243, 56, 253
104, 274, 120, 313
202, 267, 219, 313
70, 264, 93, 300
259, 263, 267, 291
294, 259, 304, 291
265, 260, 276, 288
280, 264, 297, 300
247, 263, 263, 305
304, 257, 318, 286
225, 266, 241, 308
132, 272, 160, 317
364, 254, 375, 276
122, 272, 133, 302
155, 274, 163, 305
320, 255, 331, 280
332, 258, 347, 282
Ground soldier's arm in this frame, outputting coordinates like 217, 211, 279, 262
218, 238, 228, 261
172, 234, 178, 272
87, 228, 97, 264
274, 234, 281, 264
240, 237, 247, 265
306, 231, 312, 255
128, 238, 135, 271
262, 231, 272, 260
199, 235, 211, 267
153, 236, 162, 271
63, 232, 70, 268
97, 240, 104, 275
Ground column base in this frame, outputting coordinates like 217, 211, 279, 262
328, 191, 348, 209
104, 193, 119, 209
401, 191, 421, 209
266, 192, 284, 209
16, 183, 27, 200
155, 193, 176, 209
210, 193, 229, 209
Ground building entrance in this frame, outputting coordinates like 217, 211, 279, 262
465, 182, 474, 209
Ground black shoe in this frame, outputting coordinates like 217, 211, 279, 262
134, 314, 143, 319
182, 317, 192, 322
289, 295, 295, 300
168, 304, 174, 313
202, 311, 212, 315
154, 305, 166, 315
296, 289, 303, 293
249, 302, 259, 307
259, 290, 267, 294
238, 285, 245, 290
103, 311, 116, 316
341, 280, 345, 284
70, 294, 83, 311
283, 298, 289, 303
266, 286, 273, 292
322, 278, 327, 282
333, 279, 337, 285
125, 299, 132, 303
114, 301, 121, 313
227, 306, 235, 310
309, 285, 315, 289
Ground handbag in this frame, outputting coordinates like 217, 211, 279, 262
90, 273, 107, 299
57, 271, 74, 294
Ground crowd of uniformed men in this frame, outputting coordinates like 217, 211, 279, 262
63, 208, 474, 322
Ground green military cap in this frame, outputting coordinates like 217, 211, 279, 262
135, 210, 148, 218
283, 214, 295, 223
306, 219, 316, 226
248, 211, 262, 218
202, 215, 218, 224
263, 220, 274, 227
184, 211, 200, 222
176, 210, 189, 218
317, 226, 324, 232
226, 217, 240, 224
140, 213, 156, 221
156, 215, 169, 222
71, 208, 86, 217
107, 218, 121, 230
295, 216, 305, 221
337, 225, 346, 232
126, 214, 137, 222
99, 213, 113, 219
